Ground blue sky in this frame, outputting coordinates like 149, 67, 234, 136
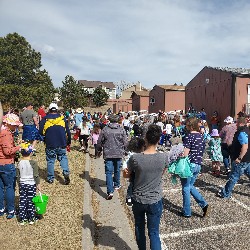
1, 0, 250, 88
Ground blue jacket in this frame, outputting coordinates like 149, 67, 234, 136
39, 113, 71, 149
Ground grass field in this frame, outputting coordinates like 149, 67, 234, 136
0, 140, 85, 250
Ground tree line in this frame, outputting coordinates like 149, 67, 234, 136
0, 32, 109, 111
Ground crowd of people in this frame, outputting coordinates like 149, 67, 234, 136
0, 102, 249, 249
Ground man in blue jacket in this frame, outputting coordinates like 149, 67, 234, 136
39, 103, 71, 185
218, 117, 250, 198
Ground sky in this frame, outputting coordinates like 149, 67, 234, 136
1, 0, 250, 89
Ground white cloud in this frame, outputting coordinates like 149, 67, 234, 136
1, 0, 250, 88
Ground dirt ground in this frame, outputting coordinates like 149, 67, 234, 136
0, 140, 85, 250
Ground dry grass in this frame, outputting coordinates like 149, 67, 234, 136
0, 140, 85, 250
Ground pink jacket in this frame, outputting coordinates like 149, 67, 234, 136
0, 129, 20, 165
92, 132, 100, 145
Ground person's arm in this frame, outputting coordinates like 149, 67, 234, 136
235, 131, 248, 163
30, 160, 41, 191
236, 144, 248, 161
1, 132, 20, 155
235, 144, 248, 163
38, 118, 46, 135
96, 130, 104, 152
65, 118, 71, 145
124, 156, 133, 178
184, 147, 190, 157
33, 111, 39, 127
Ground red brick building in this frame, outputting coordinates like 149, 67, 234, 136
107, 99, 132, 113
185, 66, 250, 126
149, 85, 185, 113
131, 91, 150, 111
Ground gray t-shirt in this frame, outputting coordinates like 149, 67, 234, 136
20, 109, 37, 125
128, 152, 168, 204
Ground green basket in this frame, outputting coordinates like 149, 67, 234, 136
32, 192, 49, 215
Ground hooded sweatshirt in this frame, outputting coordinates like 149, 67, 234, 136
39, 113, 71, 149
96, 123, 127, 159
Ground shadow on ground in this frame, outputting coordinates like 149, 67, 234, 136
82, 214, 132, 249
80, 170, 107, 199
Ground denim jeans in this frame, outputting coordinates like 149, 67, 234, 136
0, 164, 16, 212
104, 158, 122, 194
180, 163, 208, 216
221, 143, 231, 170
132, 199, 163, 250
46, 147, 70, 181
221, 161, 250, 198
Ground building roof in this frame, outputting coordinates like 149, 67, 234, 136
132, 91, 150, 97
207, 66, 250, 76
78, 80, 115, 89
157, 85, 185, 91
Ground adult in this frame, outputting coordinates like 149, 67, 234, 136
200, 108, 207, 121
37, 105, 46, 122
0, 113, 22, 219
219, 116, 237, 174
107, 107, 112, 116
20, 103, 41, 149
96, 114, 127, 200
155, 117, 164, 132
126, 125, 168, 250
181, 117, 210, 217
210, 111, 220, 130
39, 103, 71, 185
74, 108, 84, 129
122, 116, 130, 135
173, 114, 181, 137
141, 115, 152, 138
218, 117, 250, 198
78, 117, 91, 153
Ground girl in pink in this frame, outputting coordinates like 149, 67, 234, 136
91, 124, 101, 158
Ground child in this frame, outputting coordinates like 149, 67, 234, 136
78, 118, 91, 153
208, 129, 223, 177
17, 142, 41, 225
91, 123, 101, 158
164, 120, 173, 147
122, 137, 145, 207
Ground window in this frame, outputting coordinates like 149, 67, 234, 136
150, 97, 155, 104
248, 84, 250, 103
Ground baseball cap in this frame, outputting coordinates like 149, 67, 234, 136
49, 103, 58, 111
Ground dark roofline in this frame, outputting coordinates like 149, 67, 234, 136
206, 66, 250, 77
131, 91, 150, 97
78, 80, 116, 88
156, 85, 185, 91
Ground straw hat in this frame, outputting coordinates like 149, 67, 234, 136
3, 113, 23, 126
76, 108, 83, 113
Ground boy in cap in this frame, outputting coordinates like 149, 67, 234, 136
17, 142, 41, 225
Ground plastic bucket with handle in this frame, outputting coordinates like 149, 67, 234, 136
32, 192, 49, 214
